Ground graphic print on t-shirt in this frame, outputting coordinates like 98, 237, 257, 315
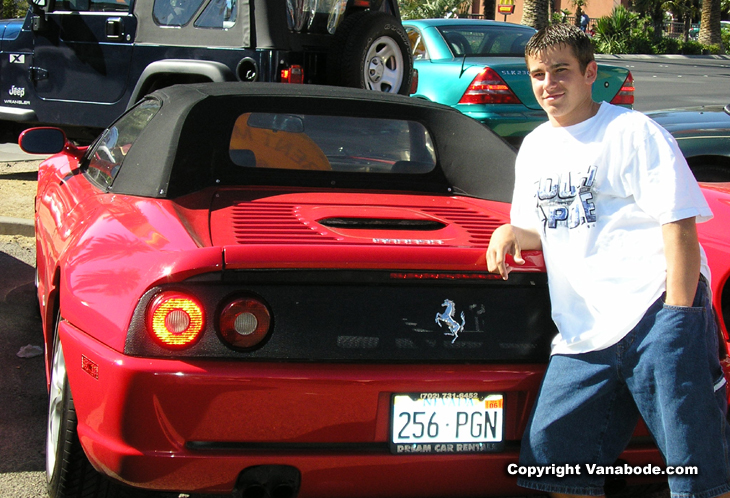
535, 165, 598, 230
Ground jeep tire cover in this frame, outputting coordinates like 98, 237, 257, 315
327, 11, 413, 95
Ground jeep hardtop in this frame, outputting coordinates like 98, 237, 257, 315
0, 0, 412, 142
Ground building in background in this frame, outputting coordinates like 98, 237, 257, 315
467, 0, 631, 28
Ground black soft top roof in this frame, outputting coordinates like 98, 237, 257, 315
109, 83, 516, 203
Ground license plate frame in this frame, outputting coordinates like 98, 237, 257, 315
390, 392, 505, 455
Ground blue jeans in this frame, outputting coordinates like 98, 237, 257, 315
518, 278, 730, 497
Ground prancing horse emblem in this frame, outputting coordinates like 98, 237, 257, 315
435, 299, 465, 343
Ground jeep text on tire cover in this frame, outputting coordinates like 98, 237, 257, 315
0, 0, 413, 143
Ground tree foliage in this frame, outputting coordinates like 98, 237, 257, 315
592, 6, 640, 53
631, 0, 666, 41
664, 0, 700, 42
399, 0, 473, 19
591, 4, 724, 54
1, 0, 25, 18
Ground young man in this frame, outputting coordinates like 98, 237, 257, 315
486, 24, 730, 498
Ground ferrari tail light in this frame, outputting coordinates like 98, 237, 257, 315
610, 72, 634, 106
218, 297, 272, 349
281, 65, 304, 84
458, 67, 521, 105
147, 291, 205, 349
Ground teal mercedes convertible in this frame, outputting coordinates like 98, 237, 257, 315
404, 19, 634, 147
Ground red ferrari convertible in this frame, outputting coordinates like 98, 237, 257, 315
21, 84, 730, 498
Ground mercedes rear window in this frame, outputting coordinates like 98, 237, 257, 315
437, 25, 536, 57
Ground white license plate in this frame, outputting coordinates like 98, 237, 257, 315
390, 392, 504, 454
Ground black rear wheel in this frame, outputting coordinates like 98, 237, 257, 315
46, 320, 112, 498
46, 316, 206, 497
690, 162, 730, 182
46, 319, 149, 498
327, 11, 413, 95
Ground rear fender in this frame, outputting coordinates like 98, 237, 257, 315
127, 60, 237, 109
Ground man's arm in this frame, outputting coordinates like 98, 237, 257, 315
486, 224, 542, 280
662, 217, 701, 307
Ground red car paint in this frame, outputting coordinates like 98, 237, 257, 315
38, 180, 729, 495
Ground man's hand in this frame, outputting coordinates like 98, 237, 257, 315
486, 225, 541, 280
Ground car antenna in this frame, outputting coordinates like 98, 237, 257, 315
459, 54, 468, 78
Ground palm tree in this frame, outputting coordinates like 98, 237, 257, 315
482, 0, 496, 19
632, 0, 666, 41
572, 0, 587, 29
698, 0, 723, 46
522, 0, 550, 29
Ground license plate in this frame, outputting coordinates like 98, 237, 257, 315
390, 392, 504, 454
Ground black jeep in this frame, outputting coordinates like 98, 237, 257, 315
0, 0, 412, 143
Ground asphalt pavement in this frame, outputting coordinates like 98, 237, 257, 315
0, 143, 47, 497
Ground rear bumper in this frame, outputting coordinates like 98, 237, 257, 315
59, 320, 666, 497
455, 106, 547, 139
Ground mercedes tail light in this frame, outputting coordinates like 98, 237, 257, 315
147, 291, 205, 349
218, 297, 272, 349
610, 72, 634, 106
458, 67, 521, 105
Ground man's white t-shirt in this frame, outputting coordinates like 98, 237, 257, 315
511, 102, 713, 355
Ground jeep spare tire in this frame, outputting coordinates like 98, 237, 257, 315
328, 11, 413, 95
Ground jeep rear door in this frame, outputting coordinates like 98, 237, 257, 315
32, 0, 136, 111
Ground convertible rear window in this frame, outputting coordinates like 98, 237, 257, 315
437, 25, 536, 57
229, 113, 437, 174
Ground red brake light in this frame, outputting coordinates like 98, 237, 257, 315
610, 72, 634, 106
281, 65, 304, 84
147, 291, 205, 349
218, 297, 272, 349
410, 68, 419, 95
458, 67, 521, 105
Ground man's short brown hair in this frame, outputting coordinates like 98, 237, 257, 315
525, 23, 595, 73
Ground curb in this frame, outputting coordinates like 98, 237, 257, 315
0, 217, 34, 237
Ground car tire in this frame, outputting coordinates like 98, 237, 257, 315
47, 321, 100, 498
46, 318, 171, 498
47, 318, 123, 498
690, 162, 730, 182
327, 11, 413, 95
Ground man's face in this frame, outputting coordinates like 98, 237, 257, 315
526, 44, 598, 127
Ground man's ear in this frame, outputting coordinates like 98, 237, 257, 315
584, 60, 598, 84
